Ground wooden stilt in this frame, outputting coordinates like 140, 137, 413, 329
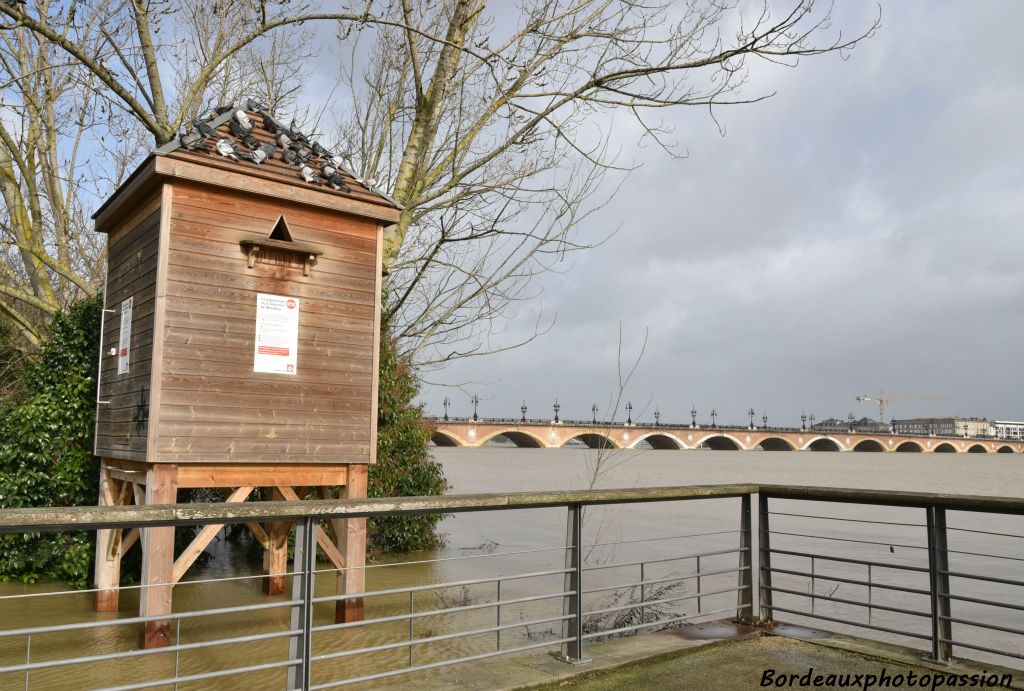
94, 462, 122, 611
337, 464, 368, 623
138, 464, 177, 648
263, 488, 291, 595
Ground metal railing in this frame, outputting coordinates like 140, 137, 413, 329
0, 484, 1022, 690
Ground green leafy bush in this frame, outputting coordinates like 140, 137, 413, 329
0, 296, 102, 587
368, 325, 450, 553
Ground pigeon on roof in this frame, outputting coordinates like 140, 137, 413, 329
179, 129, 209, 151
195, 118, 217, 139
298, 164, 322, 184
215, 138, 240, 160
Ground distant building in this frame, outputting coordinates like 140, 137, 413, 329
993, 421, 1024, 440
891, 417, 993, 438
811, 417, 889, 433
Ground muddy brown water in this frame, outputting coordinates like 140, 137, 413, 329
1, 447, 1022, 689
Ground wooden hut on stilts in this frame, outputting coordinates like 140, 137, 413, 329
90, 104, 398, 648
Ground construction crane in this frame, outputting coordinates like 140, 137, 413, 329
855, 393, 947, 424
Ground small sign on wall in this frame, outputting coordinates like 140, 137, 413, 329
117, 296, 133, 375
254, 293, 300, 374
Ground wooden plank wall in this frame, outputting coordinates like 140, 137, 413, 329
95, 191, 162, 460
155, 180, 378, 464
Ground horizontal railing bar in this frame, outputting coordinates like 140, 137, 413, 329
941, 569, 1024, 587
768, 511, 925, 528
946, 526, 1024, 540
767, 566, 931, 597
768, 549, 930, 573
583, 585, 745, 618
310, 544, 569, 575
946, 548, 1024, 563
582, 566, 746, 596
584, 529, 742, 549
940, 615, 1024, 637
309, 637, 575, 690
939, 638, 1024, 661
311, 614, 575, 663
941, 592, 1024, 612
5, 484, 1023, 534
312, 590, 572, 634
0, 485, 760, 533
0, 598, 302, 638
766, 585, 929, 619
769, 606, 932, 641
770, 531, 925, 550
581, 605, 739, 640
760, 485, 1024, 514
97, 658, 299, 691
585, 547, 742, 572
312, 567, 572, 604
0, 626, 301, 674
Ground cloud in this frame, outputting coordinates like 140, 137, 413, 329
422, 1, 1024, 424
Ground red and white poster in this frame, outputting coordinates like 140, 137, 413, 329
254, 293, 300, 374
117, 296, 133, 375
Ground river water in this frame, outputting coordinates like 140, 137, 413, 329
1, 447, 1022, 689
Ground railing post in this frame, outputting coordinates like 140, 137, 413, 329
926, 505, 953, 662
737, 494, 753, 623
560, 502, 585, 662
758, 493, 774, 625
288, 517, 315, 690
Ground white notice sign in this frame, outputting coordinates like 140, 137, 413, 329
117, 296, 133, 375
254, 293, 300, 374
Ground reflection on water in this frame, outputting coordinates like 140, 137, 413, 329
1, 448, 1022, 689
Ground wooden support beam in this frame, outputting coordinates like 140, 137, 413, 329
277, 486, 346, 573
94, 463, 123, 612
139, 464, 178, 648
171, 486, 253, 584
246, 522, 270, 550
263, 487, 291, 595
337, 464, 368, 623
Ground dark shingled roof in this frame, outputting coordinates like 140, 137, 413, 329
156, 103, 400, 212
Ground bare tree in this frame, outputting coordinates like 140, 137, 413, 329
334, 0, 878, 364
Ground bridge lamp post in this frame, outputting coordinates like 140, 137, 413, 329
442, 397, 450, 422
654, 408, 661, 427
520, 402, 527, 424
553, 399, 560, 424
691, 406, 697, 429
626, 402, 633, 426
809, 414, 816, 429
471, 394, 480, 422
801, 412, 807, 431
762, 413, 768, 430
847, 412, 855, 433
748, 407, 755, 430
591, 404, 599, 425
710, 408, 717, 428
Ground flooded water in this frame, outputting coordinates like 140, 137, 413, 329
1, 447, 1022, 689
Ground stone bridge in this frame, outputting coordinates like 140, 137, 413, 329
426, 419, 1024, 453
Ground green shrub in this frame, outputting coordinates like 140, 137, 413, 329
368, 325, 449, 553
0, 296, 102, 587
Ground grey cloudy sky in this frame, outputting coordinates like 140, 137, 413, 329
418, 2, 1023, 427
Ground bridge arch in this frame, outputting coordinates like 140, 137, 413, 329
630, 433, 684, 450
997, 445, 1015, 453
933, 443, 957, 453
852, 439, 885, 452
967, 444, 988, 453
803, 436, 841, 452
479, 430, 545, 448
895, 441, 923, 453
562, 433, 619, 449
753, 436, 796, 451
694, 433, 743, 450
429, 430, 464, 447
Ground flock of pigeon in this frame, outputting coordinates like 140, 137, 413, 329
178, 101, 375, 193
